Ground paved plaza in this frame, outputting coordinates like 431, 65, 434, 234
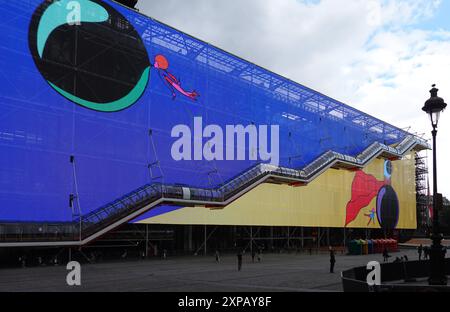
0, 249, 420, 292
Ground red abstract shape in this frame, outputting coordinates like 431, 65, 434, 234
345, 170, 385, 226
154, 55, 169, 70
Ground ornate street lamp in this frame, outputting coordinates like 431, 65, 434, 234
422, 84, 447, 285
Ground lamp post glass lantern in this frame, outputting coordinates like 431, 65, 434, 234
422, 84, 447, 286
423, 84, 447, 128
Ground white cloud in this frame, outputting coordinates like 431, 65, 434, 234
377, 0, 441, 27
137, 0, 450, 197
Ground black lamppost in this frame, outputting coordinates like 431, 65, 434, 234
422, 84, 447, 285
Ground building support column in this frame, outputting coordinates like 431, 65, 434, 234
343, 228, 346, 248
184, 225, 193, 252
317, 227, 321, 250
204, 225, 207, 256
301, 227, 304, 249
287, 227, 290, 249
327, 228, 330, 246
188, 225, 193, 252
270, 226, 274, 251
250, 226, 253, 255
145, 224, 149, 258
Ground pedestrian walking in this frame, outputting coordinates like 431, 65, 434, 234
382, 247, 390, 263
418, 244, 423, 261
251, 250, 256, 263
237, 251, 243, 271
215, 250, 220, 263
424, 246, 430, 260
257, 247, 262, 262
329, 247, 336, 273
19, 255, 26, 268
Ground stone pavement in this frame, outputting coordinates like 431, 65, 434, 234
400, 238, 450, 248
0, 249, 420, 292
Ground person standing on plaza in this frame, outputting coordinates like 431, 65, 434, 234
424, 246, 430, 260
215, 250, 220, 263
382, 247, 390, 262
237, 251, 243, 271
418, 244, 423, 260
329, 247, 336, 273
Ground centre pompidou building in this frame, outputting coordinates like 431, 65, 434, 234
0, 0, 428, 252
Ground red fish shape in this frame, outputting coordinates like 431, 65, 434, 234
345, 170, 385, 226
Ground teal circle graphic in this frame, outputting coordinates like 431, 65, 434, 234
29, 0, 150, 112
384, 160, 392, 179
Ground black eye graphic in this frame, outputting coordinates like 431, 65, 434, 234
384, 160, 392, 179
376, 185, 399, 230
29, 0, 150, 112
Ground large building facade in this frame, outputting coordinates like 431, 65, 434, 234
0, 0, 427, 252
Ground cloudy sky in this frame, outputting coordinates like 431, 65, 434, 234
137, 0, 450, 198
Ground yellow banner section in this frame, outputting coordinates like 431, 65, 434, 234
138, 152, 417, 229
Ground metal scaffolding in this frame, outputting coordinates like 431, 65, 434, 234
415, 151, 431, 232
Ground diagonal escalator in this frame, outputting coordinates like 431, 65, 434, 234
0, 135, 429, 247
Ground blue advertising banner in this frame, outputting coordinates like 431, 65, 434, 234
0, 0, 409, 223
